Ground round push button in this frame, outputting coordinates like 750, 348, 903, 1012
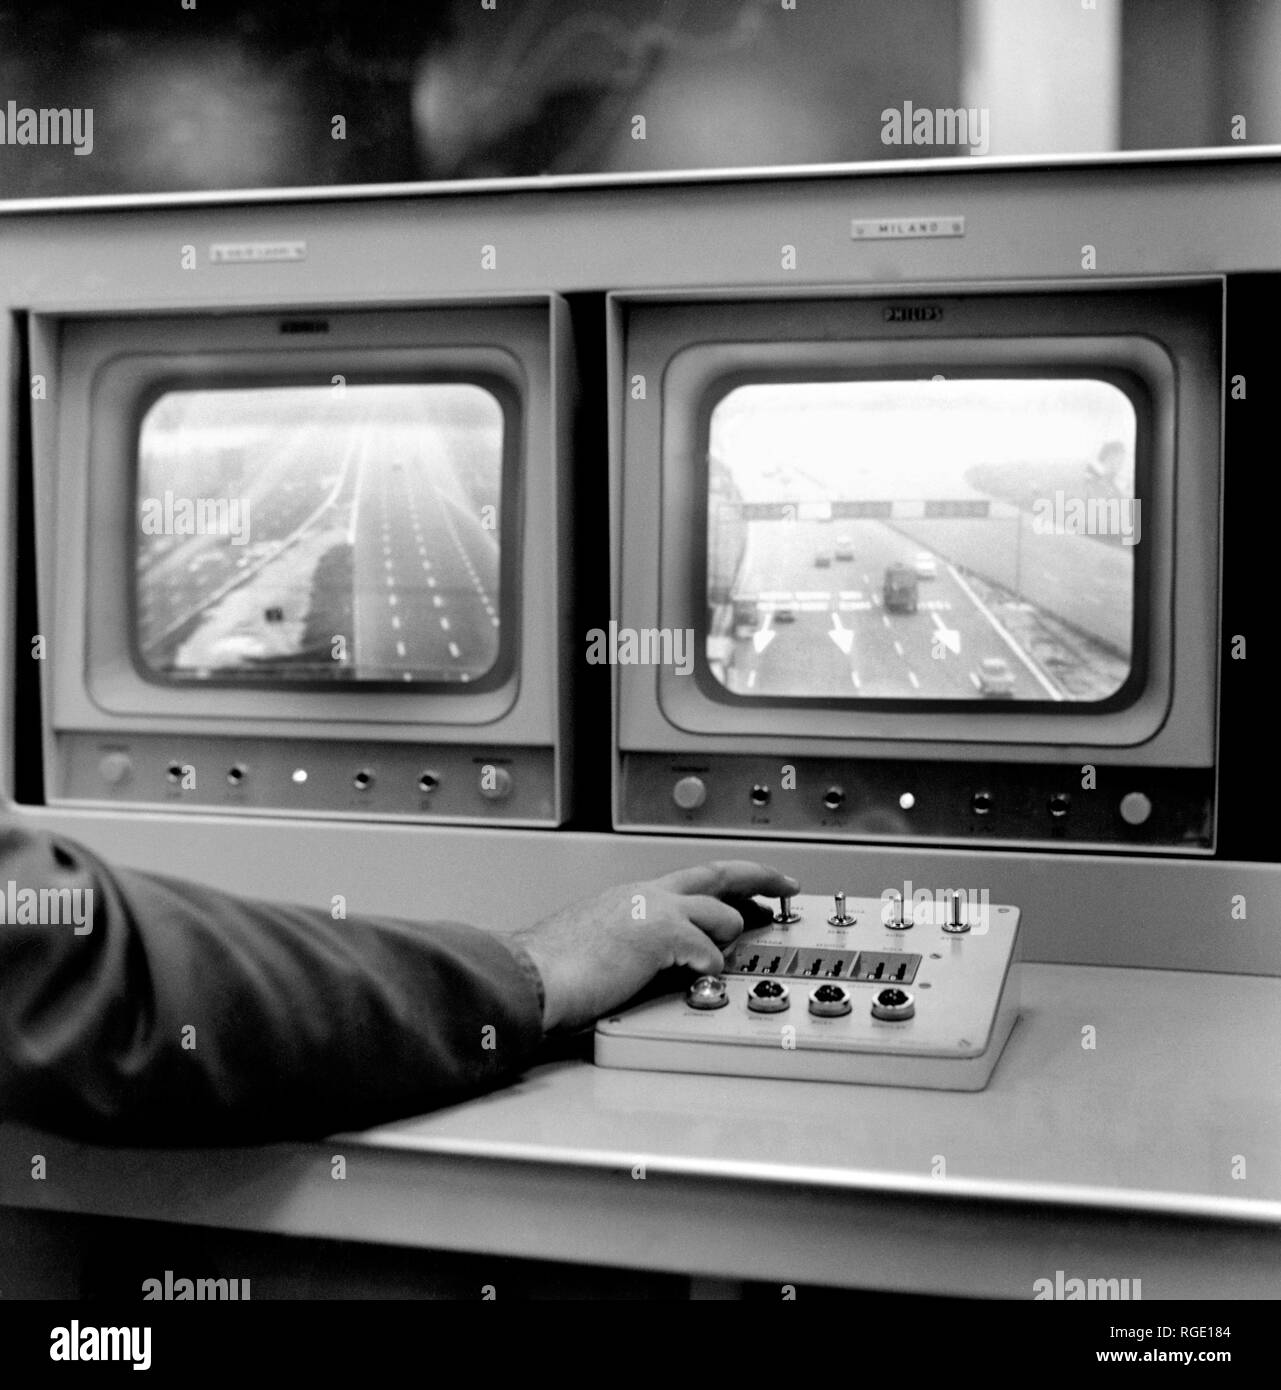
672, 775, 707, 811
686, 975, 729, 1010
98, 752, 132, 787
1119, 790, 1152, 826
479, 766, 514, 800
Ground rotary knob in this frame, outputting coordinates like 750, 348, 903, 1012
672, 775, 707, 811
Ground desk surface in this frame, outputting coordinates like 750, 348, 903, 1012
3, 964, 1279, 1298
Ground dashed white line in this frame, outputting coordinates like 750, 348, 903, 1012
433, 595, 444, 608
893, 640, 904, 657
388, 594, 398, 607
851, 671, 862, 690
747, 670, 758, 689
908, 671, 920, 689
391, 615, 401, 630
440, 617, 451, 631
395, 640, 406, 657
448, 641, 461, 659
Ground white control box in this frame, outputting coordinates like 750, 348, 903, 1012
595, 892, 1021, 1091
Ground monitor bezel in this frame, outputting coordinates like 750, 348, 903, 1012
40, 302, 563, 742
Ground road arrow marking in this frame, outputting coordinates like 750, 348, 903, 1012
829, 610, 854, 654
931, 610, 961, 656
753, 610, 776, 654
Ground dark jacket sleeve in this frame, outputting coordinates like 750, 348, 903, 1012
0, 821, 546, 1145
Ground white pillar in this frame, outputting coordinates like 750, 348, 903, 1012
962, 0, 1122, 156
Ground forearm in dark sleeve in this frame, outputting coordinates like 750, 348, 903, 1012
0, 823, 545, 1144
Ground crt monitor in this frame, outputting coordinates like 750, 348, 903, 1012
613, 283, 1221, 852
32, 300, 573, 826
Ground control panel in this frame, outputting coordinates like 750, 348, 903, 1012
57, 733, 557, 825
619, 752, 1212, 851
596, 890, 1021, 1090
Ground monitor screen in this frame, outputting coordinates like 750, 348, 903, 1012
135, 382, 505, 686
706, 377, 1138, 705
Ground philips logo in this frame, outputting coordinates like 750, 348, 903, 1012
884, 306, 943, 323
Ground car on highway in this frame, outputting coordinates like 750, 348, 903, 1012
834, 536, 854, 560
772, 604, 797, 623
883, 563, 919, 614
913, 552, 938, 579
814, 551, 832, 568
976, 656, 1016, 697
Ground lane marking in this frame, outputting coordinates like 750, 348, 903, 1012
440, 617, 451, 631
893, 640, 904, 657
391, 614, 400, 630
395, 640, 406, 657
945, 563, 1063, 701
908, 670, 920, 689
851, 671, 861, 690
448, 641, 461, 659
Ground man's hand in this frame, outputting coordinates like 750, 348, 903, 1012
509, 861, 799, 1032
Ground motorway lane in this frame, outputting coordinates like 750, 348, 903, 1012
722, 516, 1049, 701
138, 410, 357, 658
351, 423, 501, 682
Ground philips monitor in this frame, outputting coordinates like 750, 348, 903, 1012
33, 301, 574, 825
613, 283, 1220, 851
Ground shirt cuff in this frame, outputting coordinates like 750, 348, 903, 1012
500, 937, 548, 1033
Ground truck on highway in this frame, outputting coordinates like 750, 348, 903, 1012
883, 563, 919, 614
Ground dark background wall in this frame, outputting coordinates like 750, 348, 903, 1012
1, 0, 1276, 200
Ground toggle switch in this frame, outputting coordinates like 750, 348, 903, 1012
828, 890, 855, 928
882, 891, 912, 930
774, 895, 800, 925
942, 892, 970, 934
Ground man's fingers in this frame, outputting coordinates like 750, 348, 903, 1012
665, 920, 726, 977
658, 860, 800, 901
681, 894, 745, 943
